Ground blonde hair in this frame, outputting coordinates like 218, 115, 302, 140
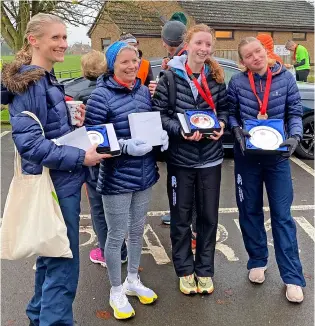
81, 50, 107, 79
184, 24, 224, 84
15, 13, 65, 65
238, 37, 276, 70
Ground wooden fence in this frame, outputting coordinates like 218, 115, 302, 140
54, 69, 81, 78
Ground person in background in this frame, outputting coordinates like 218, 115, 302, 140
228, 36, 305, 303
74, 50, 128, 267
119, 33, 154, 86
149, 12, 189, 226
85, 41, 168, 319
256, 34, 283, 64
160, 12, 188, 72
2, 13, 110, 326
285, 40, 310, 81
153, 24, 228, 295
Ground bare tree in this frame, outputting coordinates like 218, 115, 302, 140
1, 0, 104, 52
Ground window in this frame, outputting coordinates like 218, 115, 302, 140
257, 31, 273, 37
101, 38, 111, 51
292, 32, 306, 41
215, 31, 234, 39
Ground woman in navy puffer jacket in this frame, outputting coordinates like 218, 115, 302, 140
1, 13, 109, 326
85, 41, 168, 320
228, 36, 305, 303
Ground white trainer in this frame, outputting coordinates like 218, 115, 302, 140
123, 276, 158, 304
109, 289, 135, 320
248, 266, 267, 284
286, 284, 304, 303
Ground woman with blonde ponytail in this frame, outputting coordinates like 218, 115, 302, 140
152, 23, 228, 295
2, 13, 110, 325
228, 37, 305, 303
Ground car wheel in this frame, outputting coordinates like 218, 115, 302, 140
295, 115, 314, 160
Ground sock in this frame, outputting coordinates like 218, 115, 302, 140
127, 272, 138, 282
111, 285, 123, 294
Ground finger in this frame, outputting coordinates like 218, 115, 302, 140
210, 135, 219, 140
77, 106, 85, 113
99, 154, 112, 159
196, 134, 203, 141
89, 143, 98, 151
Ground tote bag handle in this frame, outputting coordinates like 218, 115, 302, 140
14, 111, 46, 177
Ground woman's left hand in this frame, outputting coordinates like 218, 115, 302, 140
209, 121, 225, 141
75, 104, 86, 127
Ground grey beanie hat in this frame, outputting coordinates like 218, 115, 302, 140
161, 20, 186, 47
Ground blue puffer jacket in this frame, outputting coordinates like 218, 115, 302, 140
2, 63, 86, 199
228, 62, 303, 140
85, 74, 159, 195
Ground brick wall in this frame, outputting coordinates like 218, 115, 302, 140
89, 3, 314, 64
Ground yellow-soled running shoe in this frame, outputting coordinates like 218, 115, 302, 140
179, 274, 197, 294
123, 276, 158, 304
197, 276, 214, 294
109, 290, 135, 320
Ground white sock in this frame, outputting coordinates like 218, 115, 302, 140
127, 272, 138, 282
111, 285, 123, 294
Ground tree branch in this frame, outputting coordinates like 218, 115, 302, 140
1, 18, 15, 49
1, 2, 18, 44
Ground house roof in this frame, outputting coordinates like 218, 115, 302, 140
87, 1, 163, 37
179, 0, 314, 31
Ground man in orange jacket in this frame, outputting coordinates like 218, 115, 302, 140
119, 33, 154, 86
256, 34, 283, 64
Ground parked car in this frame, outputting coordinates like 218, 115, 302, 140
63, 58, 314, 159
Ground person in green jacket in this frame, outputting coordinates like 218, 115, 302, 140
285, 40, 310, 82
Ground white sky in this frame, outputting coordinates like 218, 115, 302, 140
66, 24, 91, 45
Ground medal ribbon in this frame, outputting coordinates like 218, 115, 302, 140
248, 68, 272, 116
185, 63, 216, 112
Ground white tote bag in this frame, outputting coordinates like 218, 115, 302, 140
0, 111, 73, 260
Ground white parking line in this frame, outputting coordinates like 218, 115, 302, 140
290, 156, 315, 177
80, 205, 314, 220
0, 131, 10, 138
294, 216, 315, 242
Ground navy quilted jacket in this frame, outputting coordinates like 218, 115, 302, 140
85, 74, 159, 195
228, 63, 303, 138
2, 64, 86, 199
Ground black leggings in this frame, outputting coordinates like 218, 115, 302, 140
296, 69, 310, 82
167, 164, 221, 277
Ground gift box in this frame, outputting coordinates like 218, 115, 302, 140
184, 110, 221, 135
86, 124, 121, 156
244, 119, 289, 155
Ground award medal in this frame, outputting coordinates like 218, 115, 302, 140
248, 68, 272, 120
248, 125, 283, 150
87, 130, 105, 145
190, 113, 215, 129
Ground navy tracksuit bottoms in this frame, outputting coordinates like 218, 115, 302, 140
234, 152, 305, 287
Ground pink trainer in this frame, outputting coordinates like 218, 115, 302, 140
89, 248, 107, 267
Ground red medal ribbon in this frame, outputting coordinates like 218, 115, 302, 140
185, 63, 216, 111
248, 68, 272, 116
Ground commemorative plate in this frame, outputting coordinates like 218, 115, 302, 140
190, 113, 215, 129
248, 126, 283, 150
87, 130, 105, 145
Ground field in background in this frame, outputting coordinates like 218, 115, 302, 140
1, 55, 82, 78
